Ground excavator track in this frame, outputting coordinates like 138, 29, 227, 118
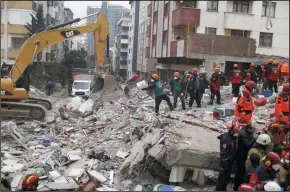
22, 98, 52, 110
1, 101, 47, 121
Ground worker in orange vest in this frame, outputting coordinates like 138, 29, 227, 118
246, 63, 258, 83
234, 81, 256, 126
274, 82, 289, 127
22, 173, 40, 191
279, 60, 289, 85
231, 63, 244, 97
266, 60, 279, 93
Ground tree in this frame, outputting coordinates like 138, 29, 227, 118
61, 48, 88, 79
25, 4, 46, 39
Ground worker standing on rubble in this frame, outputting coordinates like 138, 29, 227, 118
189, 68, 201, 108
199, 70, 209, 101
22, 173, 40, 191
279, 60, 289, 85
231, 63, 244, 97
274, 82, 289, 128
266, 60, 279, 93
245, 134, 271, 170
209, 67, 222, 105
234, 80, 256, 126
182, 71, 191, 99
215, 120, 239, 191
246, 63, 258, 83
141, 74, 173, 115
170, 72, 186, 110
233, 123, 256, 191
249, 152, 281, 191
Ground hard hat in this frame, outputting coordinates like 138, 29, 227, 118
215, 67, 221, 72
245, 80, 256, 90
282, 82, 289, 93
264, 181, 281, 191
267, 59, 273, 64
192, 68, 198, 72
250, 63, 255, 68
238, 184, 255, 191
268, 122, 281, 131
174, 72, 180, 77
152, 74, 159, 80
281, 152, 289, 165
264, 152, 281, 166
272, 60, 277, 64
256, 134, 271, 146
233, 64, 239, 68
227, 120, 240, 131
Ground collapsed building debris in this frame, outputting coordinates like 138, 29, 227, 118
1, 84, 277, 191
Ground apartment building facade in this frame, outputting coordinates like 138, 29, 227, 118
1, 1, 36, 66
146, 1, 289, 82
112, 17, 131, 79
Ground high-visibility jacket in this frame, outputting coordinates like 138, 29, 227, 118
234, 88, 254, 123
280, 61, 289, 77
231, 69, 243, 84
275, 94, 283, 121
210, 72, 221, 91
267, 66, 279, 81
281, 94, 289, 123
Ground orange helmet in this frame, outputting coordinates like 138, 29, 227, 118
227, 120, 240, 131
174, 72, 180, 77
152, 74, 159, 80
272, 60, 277, 65
238, 184, 255, 191
192, 68, 198, 72
250, 63, 255, 68
215, 67, 221, 73
267, 59, 273, 64
233, 64, 239, 68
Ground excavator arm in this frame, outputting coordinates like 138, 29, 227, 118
8, 12, 109, 83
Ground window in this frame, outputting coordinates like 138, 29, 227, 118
262, 1, 276, 17
162, 31, 167, 44
205, 27, 217, 35
152, 35, 156, 47
153, 12, 158, 23
233, 1, 250, 14
259, 32, 273, 47
231, 30, 248, 37
164, 3, 169, 16
207, 1, 218, 11
11, 37, 26, 49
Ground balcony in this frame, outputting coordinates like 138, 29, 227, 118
172, 8, 200, 27
147, 3, 152, 17
8, 49, 20, 59
146, 25, 151, 37
224, 12, 254, 31
145, 47, 150, 58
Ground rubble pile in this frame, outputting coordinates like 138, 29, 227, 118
1, 84, 276, 191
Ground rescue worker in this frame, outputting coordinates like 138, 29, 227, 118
22, 173, 40, 191
245, 153, 261, 183
266, 60, 279, 93
238, 184, 255, 191
170, 72, 186, 110
215, 120, 239, 191
209, 67, 222, 105
279, 152, 289, 190
249, 152, 281, 191
279, 60, 289, 85
261, 61, 269, 90
233, 123, 256, 191
142, 74, 173, 115
182, 71, 191, 100
231, 63, 244, 97
265, 122, 286, 156
274, 82, 289, 128
68, 79, 73, 96
199, 71, 209, 101
46, 80, 54, 96
246, 63, 258, 83
234, 81, 256, 126
189, 68, 201, 108
245, 133, 271, 170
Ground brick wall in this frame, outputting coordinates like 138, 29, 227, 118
187, 34, 256, 57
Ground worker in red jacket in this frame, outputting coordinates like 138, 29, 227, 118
209, 67, 222, 105
231, 63, 244, 97
234, 81, 256, 126
246, 63, 258, 83
22, 173, 39, 191
266, 60, 279, 93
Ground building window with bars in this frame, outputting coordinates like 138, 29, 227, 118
207, 1, 218, 11
205, 27, 217, 35
231, 30, 248, 37
262, 1, 276, 17
233, 1, 250, 14
259, 32, 273, 47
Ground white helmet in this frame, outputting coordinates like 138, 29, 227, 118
256, 134, 271, 146
264, 181, 281, 191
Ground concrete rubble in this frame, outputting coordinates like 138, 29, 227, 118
1, 84, 277, 191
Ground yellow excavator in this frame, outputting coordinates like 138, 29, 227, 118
0, 12, 111, 120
